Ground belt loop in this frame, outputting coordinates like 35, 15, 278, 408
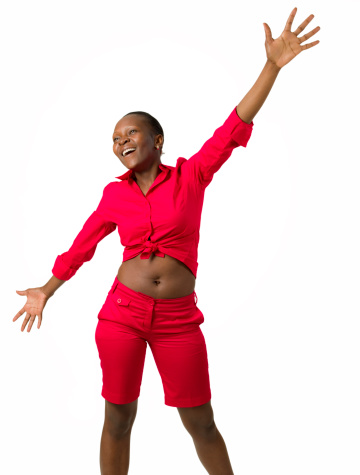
112, 281, 118, 294
194, 291, 198, 304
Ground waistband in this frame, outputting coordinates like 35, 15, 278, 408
110, 276, 198, 305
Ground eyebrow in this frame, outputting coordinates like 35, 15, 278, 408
112, 126, 139, 139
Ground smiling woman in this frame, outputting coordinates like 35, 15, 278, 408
113, 110, 165, 156
13, 6, 321, 475
110, 108, 200, 299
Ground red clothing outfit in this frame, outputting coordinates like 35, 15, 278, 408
52, 106, 254, 281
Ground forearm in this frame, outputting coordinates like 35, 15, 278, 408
41, 275, 66, 298
236, 59, 281, 124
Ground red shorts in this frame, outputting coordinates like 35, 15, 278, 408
95, 276, 212, 408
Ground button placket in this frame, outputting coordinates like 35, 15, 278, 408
143, 299, 155, 329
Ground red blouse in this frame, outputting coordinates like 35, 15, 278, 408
52, 106, 254, 280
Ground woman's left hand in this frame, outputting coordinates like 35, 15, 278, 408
263, 7, 320, 70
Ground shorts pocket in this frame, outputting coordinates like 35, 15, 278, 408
109, 291, 148, 323
111, 293, 131, 306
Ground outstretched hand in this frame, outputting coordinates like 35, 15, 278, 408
263, 7, 320, 69
13, 287, 49, 332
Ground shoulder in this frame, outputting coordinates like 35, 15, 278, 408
102, 180, 122, 194
173, 157, 188, 172
96, 181, 122, 206
165, 157, 189, 177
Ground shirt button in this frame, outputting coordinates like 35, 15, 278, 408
117, 298, 122, 303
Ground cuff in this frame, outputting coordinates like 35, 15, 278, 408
52, 255, 78, 281
222, 106, 254, 147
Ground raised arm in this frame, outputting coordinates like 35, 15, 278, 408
181, 107, 254, 189
181, 8, 320, 189
236, 7, 320, 124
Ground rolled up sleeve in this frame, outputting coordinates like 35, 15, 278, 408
52, 185, 117, 281
185, 106, 254, 188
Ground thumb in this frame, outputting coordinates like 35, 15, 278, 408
263, 22, 273, 43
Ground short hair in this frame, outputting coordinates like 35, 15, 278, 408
123, 111, 165, 155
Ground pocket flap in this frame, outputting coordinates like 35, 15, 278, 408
112, 294, 131, 306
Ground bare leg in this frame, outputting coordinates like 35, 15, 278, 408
177, 401, 234, 475
100, 399, 138, 475
100, 423, 132, 475
191, 421, 234, 475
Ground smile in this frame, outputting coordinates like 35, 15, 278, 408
122, 148, 136, 157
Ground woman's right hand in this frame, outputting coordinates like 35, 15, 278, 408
13, 287, 50, 332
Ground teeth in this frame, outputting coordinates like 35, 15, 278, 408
123, 148, 136, 157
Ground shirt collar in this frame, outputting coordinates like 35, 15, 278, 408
115, 163, 172, 182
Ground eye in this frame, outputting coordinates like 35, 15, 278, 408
113, 129, 136, 142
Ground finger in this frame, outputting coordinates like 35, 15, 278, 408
37, 313, 43, 329
298, 26, 320, 44
21, 313, 31, 332
27, 316, 36, 332
293, 14, 316, 37
13, 307, 26, 322
284, 7, 297, 32
300, 39, 320, 51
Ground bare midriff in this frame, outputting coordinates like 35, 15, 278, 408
117, 253, 196, 299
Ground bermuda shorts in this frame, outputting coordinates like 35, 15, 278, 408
95, 276, 212, 408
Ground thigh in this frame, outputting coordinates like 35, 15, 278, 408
95, 319, 147, 405
149, 327, 212, 408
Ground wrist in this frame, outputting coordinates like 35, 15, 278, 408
265, 59, 281, 73
40, 286, 54, 299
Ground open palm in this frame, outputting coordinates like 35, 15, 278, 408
264, 7, 320, 69
13, 287, 49, 332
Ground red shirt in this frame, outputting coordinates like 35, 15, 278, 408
52, 106, 254, 280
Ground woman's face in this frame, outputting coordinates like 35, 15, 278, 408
112, 115, 163, 172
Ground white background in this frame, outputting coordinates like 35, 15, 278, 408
2, 0, 359, 474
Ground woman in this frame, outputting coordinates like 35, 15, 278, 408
13, 8, 320, 475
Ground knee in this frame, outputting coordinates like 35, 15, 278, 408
105, 416, 135, 439
178, 402, 216, 438
104, 399, 138, 439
